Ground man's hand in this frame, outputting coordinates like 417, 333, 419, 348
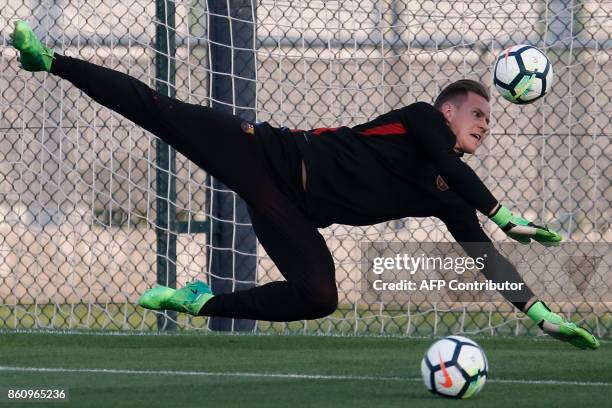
10, 20, 55, 72
526, 301, 600, 350
489, 204, 562, 246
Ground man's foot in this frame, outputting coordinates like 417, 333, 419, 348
138, 281, 213, 316
527, 301, 600, 350
10, 20, 54, 72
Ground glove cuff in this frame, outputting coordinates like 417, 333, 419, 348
525, 301, 563, 325
489, 204, 512, 227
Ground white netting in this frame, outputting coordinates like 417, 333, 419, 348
0, 0, 610, 335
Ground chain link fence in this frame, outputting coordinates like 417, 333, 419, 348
0, 0, 610, 336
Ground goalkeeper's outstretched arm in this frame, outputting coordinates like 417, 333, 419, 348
440, 209, 599, 349
401, 102, 562, 246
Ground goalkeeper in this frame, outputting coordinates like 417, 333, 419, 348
10, 20, 598, 349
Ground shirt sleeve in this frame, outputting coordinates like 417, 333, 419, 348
400, 102, 498, 215
438, 208, 535, 304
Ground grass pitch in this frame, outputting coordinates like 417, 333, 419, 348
0, 332, 609, 407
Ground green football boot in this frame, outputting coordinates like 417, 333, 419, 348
138, 281, 213, 316
527, 301, 600, 350
10, 20, 55, 72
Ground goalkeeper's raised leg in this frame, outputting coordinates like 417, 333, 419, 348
10, 19, 340, 323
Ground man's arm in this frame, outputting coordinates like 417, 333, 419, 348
437, 208, 534, 307
402, 102, 562, 246
439, 208, 599, 349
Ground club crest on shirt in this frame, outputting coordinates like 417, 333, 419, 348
241, 121, 255, 135
436, 175, 449, 191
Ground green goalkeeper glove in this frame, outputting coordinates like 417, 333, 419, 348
526, 301, 600, 350
489, 205, 562, 246
10, 20, 54, 72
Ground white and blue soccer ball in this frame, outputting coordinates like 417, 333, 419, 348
493, 44, 553, 104
421, 335, 488, 399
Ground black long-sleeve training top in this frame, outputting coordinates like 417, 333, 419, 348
257, 101, 531, 303
274, 102, 498, 228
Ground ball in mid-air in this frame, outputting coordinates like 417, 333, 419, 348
420, 335, 488, 399
493, 44, 553, 104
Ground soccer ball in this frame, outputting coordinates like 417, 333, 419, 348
421, 335, 488, 399
493, 44, 553, 104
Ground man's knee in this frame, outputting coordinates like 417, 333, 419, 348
300, 281, 338, 319
312, 290, 338, 318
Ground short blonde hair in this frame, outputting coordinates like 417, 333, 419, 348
434, 79, 490, 109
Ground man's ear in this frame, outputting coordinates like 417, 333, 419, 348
440, 101, 455, 123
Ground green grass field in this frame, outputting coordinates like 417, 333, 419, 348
0, 331, 610, 408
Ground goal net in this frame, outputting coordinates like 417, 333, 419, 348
0, 0, 610, 336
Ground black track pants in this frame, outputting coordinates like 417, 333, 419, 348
51, 54, 338, 321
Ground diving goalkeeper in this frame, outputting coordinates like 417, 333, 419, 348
10, 20, 599, 349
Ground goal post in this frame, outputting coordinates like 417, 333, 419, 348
154, 0, 177, 331
206, 0, 257, 333
152, 0, 258, 332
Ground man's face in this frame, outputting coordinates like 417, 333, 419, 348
440, 91, 491, 154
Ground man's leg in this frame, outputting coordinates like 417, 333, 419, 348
49, 54, 271, 202
200, 204, 338, 321
12, 23, 339, 322
141, 187, 338, 321
52, 56, 339, 321
11, 20, 241, 181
